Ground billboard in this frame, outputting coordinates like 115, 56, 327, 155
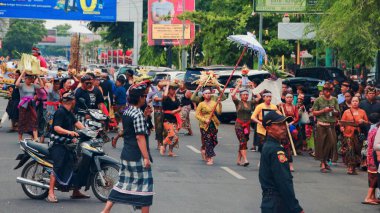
148, 0, 195, 46
0, 0, 116, 21
255, 0, 308, 12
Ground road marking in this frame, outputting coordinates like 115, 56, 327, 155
186, 145, 201, 154
221, 167, 246, 180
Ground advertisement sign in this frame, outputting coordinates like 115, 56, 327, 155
255, 0, 307, 12
148, 0, 195, 46
41, 29, 57, 43
0, 0, 116, 21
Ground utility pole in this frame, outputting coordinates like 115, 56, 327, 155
181, 0, 187, 70
258, 13, 263, 70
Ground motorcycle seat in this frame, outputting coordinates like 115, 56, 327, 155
26, 140, 50, 156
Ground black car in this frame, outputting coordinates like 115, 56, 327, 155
184, 66, 242, 90
295, 67, 347, 83
283, 77, 322, 109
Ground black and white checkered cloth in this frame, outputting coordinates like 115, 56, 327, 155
123, 106, 148, 135
112, 158, 154, 196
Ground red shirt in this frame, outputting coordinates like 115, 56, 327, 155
36, 55, 47, 68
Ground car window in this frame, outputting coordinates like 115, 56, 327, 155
155, 74, 170, 81
218, 76, 240, 88
248, 73, 270, 84
175, 73, 185, 81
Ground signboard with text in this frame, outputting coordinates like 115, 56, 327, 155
0, 0, 116, 21
255, 0, 309, 12
148, 0, 195, 46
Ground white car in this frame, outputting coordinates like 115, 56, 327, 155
215, 70, 270, 123
152, 71, 185, 85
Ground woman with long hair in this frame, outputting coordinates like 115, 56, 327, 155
195, 88, 222, 165
4, 70, 21, 131
340, 96, 369, 175
15, 70, 44, 142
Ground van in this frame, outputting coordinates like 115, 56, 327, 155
295, 67, 347, 83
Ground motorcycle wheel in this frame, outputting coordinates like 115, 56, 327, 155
91, 163, 120, 202
21, 161, 49, 200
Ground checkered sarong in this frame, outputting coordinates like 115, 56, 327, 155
112, 158, 154, 196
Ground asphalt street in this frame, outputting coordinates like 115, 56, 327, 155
0, 100, 379, 213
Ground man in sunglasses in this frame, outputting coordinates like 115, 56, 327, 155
74, 74, 104, 123
312, 83, 340, 173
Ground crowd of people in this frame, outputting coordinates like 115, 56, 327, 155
0, 49, 380, 211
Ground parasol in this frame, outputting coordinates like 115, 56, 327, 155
227, 32, 266, 56
205, 32, 266, 129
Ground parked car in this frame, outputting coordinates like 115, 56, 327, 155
295, 67, 347, 83
212, 70, 270, 124
282, 77, 322, 109
152, 71, 185, 85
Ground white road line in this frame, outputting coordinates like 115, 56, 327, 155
186, 145, 201, 154
220, 167, 246, 180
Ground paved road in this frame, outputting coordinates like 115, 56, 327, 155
0, 102, 379, 213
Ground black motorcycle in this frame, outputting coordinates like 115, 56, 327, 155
15, 128, 120, 202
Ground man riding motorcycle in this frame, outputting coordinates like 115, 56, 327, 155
47, 91, 89, 203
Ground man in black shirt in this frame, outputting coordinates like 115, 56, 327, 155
75, 74, 104, 122
359, 87, 380, 133
47, 92, 86, 203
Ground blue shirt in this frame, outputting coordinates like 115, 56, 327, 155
114, 86, 127, 105
337, 93, 345, 104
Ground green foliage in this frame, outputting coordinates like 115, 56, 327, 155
53, 23, 71, 36
262, 60, 288, 79
87, 22, 134, 49
265, 38, 294, 57
313, 0, 380, 65
3, 19, 47, 58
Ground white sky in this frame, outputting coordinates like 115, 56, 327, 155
44, 20, 93, 34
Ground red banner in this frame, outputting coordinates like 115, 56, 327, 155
148, 0, 195, 46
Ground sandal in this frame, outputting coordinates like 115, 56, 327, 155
168, 152, 178, 157
46, 195, 58, 203
70, 194, 90, 199
361, 201, 379, 205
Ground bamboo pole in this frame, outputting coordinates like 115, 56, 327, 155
205, 46, 248, 129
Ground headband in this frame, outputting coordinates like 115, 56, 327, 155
263, 92, 272, 97
203, 89, 211, 95
285, 93, 293, 98
239, 89, 249, 95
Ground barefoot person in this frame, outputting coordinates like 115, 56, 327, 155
101, 84, 153, 213
195, 88, 222, 165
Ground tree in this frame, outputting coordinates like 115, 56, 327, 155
312, 0, 380, 65
53, 23, 72, 36
87, 22, 134, 50
3, 19, 47, 57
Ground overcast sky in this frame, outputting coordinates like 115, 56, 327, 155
44, 20, 92, 34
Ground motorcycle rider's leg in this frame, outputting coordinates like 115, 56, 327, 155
101, 201, 114, 213
48, 173, 57, 201
18, 133, 22, 142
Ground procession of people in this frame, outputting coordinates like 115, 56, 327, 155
0, 48, 380, 212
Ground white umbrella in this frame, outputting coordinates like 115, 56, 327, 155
227, 32, 266, 55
